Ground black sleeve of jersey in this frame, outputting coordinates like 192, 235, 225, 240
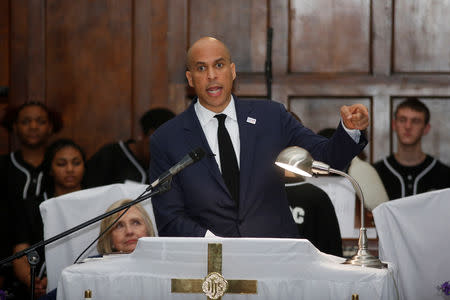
84, 144, 114, 188
11, 198, 44, 248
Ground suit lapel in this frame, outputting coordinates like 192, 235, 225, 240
182, 101, 230, 194
236, 98, 258, 215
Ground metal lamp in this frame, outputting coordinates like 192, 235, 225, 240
276, 146, 387, 268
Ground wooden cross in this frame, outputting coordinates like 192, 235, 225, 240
171, 243, 258, 300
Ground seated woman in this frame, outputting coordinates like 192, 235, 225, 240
11, 138, 86, 299
97, 199, 155, 254
39, 200, 155, 300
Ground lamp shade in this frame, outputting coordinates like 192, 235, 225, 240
275, 146, 313, 177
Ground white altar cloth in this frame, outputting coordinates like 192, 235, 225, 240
58, 237, 398, 299
373, 188, 450, 300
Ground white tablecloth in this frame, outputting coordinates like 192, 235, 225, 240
58, 237, 398, 299
373, 188, 450, 300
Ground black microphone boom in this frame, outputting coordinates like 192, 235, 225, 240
265, 27, 273, 100
149, 147, 205, 189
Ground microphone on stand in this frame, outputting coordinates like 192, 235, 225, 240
74, 147, 206, 263
148, 147, 205, 190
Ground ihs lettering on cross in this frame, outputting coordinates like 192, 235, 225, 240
171, 243, 257, 300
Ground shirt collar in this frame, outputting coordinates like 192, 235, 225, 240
195, 95, 237, 126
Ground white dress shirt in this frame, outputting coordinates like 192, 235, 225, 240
194, 97, 360, 173
194, 96, 240, 172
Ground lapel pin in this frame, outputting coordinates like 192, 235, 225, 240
246, 117, 256, 124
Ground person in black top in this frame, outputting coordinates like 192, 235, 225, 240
374, 98, 450, 200
11, 138, 86, 299
285, 176, 343, 256
84, 108, 175, 187
286, 113, 342, 256
0, 102, 61, 294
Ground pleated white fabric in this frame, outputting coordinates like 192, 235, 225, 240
373, 188, 450, 300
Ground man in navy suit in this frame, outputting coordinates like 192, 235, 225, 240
149, 37, 369, 238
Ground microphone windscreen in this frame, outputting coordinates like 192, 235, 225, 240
190, 147, 205, 161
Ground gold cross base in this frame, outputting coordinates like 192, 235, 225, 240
171, 243, 258, 299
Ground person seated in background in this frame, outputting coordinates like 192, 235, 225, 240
318, 128, 388, 211
0, 102, 62, 292
285, 112, 342, 256
11, 138, 86, 299
0, 101, 62, 203
97, 199, 156, 254
84, 108, 175, 187
374, 97, 450, 200
149, 37, 369, 238
38, 199, 155, 300
285, 174, 343, 257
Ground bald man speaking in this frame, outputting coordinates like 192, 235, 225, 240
149, 37, 369, 238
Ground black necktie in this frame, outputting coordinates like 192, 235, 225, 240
215, 114, 240, 203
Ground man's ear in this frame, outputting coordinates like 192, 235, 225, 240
231, 63, 236, 81
423, 123, 431, 136
186, 71, 194, 87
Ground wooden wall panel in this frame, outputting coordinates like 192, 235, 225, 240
267, 1, 288, 77
28, 0, 46, 101
393, 0, 450, 73
0, 0, 9, 87
289, 0, 371, 73
167, 0, 189, 113
0, 0, 10, 154
188, 0, 268, 73
7, 0, 168, 156
46, 0, 133, 157
133, 0, 169, 134
9, 0, 28, 106
6, 0, 450, 165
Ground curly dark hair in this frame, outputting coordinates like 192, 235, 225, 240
139, 108, 175, 135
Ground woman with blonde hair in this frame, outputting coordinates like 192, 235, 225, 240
97, 199, 155, 254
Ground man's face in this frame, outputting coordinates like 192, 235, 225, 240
393, 107, 430, 146
185, 39, 236, 113
14, 105, 53, 148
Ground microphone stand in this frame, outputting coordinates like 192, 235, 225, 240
0, 179, 171, 300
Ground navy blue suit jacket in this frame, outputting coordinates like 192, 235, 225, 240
149, 97, 367, 238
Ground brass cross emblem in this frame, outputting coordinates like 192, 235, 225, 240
171, 243, 257, 299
